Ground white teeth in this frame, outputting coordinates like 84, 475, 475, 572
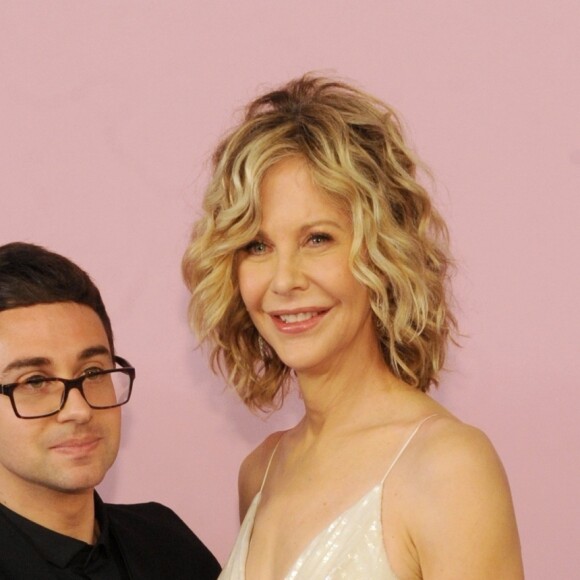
279, 312, 317, 323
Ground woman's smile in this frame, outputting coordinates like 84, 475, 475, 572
237, 156, 376, 374
270, 308, 329, 333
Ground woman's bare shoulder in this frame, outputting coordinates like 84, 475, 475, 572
237, 430, 286, 521
398, 416, 523, 578
413, 416, 509, 481
416, 413, 498, 454
401, 415, 511, 505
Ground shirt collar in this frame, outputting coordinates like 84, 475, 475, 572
0, 492, 112, 568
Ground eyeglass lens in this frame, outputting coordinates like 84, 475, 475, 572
12, 370, 132, 418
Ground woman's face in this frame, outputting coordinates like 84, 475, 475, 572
237, 156, 378, 377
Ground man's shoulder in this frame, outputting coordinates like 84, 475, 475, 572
105, 500, 185, 523
104, 499, 205, 545
104, 500, 221, 578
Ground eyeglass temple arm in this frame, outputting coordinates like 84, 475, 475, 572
114, 355, 133, 369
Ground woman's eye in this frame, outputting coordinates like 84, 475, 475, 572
244, 240, 268, 255
308, 233, 332, 246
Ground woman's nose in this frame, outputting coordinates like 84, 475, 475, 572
269, 252, 308, 295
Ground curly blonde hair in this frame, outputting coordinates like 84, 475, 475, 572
183, 73, 456, 410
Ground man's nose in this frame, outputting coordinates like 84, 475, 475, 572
56, 386, 92, 423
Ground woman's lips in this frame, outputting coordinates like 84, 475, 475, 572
278, 311, 320, 323
270, 309, 329, 333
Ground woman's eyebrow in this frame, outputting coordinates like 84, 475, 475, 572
299, 219, 345, 232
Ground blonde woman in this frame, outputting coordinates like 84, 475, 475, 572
183, 75, 523, 579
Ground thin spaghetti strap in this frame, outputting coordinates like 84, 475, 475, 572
380, 414, 439, 485
259, 433, 284, 492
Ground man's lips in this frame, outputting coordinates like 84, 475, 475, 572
50, 437, 101, 454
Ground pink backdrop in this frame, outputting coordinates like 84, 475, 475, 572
1, 2, 578, 577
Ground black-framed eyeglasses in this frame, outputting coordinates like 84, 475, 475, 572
0, 356, 135, 419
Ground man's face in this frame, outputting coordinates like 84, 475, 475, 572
0, 302, 121, 504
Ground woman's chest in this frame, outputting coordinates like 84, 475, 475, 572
245, 474, 384, 578
247, 486, 400, 579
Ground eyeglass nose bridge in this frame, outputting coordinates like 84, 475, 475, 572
57, 376, 93, 411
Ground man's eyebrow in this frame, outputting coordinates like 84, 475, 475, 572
78, 346, 111, 361
2, 357, 51, 374
1, 346, 111, 376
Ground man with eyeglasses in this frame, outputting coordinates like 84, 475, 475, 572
0, 242, 220, 579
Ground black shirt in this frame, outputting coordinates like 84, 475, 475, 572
0, 495, 129, 579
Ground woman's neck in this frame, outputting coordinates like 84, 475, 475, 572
295, 355, 401, 438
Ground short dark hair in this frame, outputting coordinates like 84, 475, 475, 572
0, 242, 114, 353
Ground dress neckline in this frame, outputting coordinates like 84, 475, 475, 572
246, 480, 387, 579
243, 414, 438, 579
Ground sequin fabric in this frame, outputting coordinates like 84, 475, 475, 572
219, 415, 437, 579
219, 482, 396, 580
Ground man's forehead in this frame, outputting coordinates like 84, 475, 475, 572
0, 303, 111, 373
0, 302, 104, 328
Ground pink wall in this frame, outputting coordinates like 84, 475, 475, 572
1, 2, 578, 576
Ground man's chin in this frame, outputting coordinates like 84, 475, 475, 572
45, 467, 110, 496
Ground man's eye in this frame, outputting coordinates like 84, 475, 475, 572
83, 367, 106, 381
25, 375, 48, 384
21, 376, 51, 390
